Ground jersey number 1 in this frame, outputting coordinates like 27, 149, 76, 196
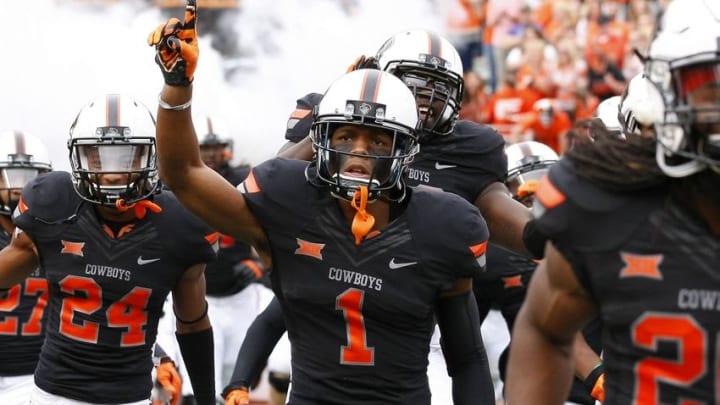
336, 288, 374, 365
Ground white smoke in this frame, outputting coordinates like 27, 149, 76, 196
0, 0, 442, 171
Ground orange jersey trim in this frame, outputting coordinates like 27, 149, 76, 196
242, 171, 261, 193
536, 175, 566, 209
469, 241, 488, 257
289, 108, 312, 119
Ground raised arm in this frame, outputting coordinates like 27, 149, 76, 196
148, 0, 265, 248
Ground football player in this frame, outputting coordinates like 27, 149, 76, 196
0, 94, 217, 405
264, 28, 604, 405
149, 4, 491, 403
275, 29, 533, 405
506, 0, 720, 403
0, 130, 51, 405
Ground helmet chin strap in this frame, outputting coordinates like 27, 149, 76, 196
115, 199, 162, 220
350, 185, 375, 245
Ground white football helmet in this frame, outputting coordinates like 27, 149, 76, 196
618, 72, 664, 137
193, 113, 233, 171
0, 130, 52, 215
375, 29, 464, 139
68, 94, 160, 206
505, 141, 559, 204
311, 69, 420, 201
645, 0, 720, 176
595, 96, 623, 137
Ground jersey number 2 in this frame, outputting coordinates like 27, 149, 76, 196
59, 275, 151, 346
336, 288, 374, 365
632, 313, 708, 404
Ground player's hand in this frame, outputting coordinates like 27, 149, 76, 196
156, 359, 182, 405
346, 55, 379, 72
224, 387, 250, 405
147, 0, 198, 86
230, 259, 264, 292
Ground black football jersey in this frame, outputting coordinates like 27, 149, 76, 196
14, 171, 217, 403
205, 165, 257, 296
405, 120, 507, 203
0, 229, 48, 376
241, 158, 489, 405
535, 158, 720, 404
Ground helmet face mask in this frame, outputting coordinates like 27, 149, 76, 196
376, 30, 465, 140
68, 95, 160, 206
645, 0, 720, 177
0, 130, 52, 215
312, 70, 420, 202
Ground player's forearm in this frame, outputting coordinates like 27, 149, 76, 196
505, 314, 575, 404
177, 327, 215, 405
156, 84, 203, 189
224, 298, 286, 394
477, 185, 532, 256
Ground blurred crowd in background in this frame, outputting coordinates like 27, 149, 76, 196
446, 0, 666, 154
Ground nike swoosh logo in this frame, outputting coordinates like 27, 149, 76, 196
435, 162, 457, 170
137, 256, 161, 265
389, 258, 418, 270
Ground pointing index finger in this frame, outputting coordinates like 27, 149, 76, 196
183, 0, 197, 32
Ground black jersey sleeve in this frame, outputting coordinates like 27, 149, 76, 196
224, 165, 251, 187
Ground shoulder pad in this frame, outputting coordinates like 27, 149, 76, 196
18, 171, 82, 223
285, 92, 323, 142
534, 159, 665, 252
408, 187, 489, 276
225, 165, 251, 186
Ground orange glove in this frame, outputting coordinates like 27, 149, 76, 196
156, 360, 182, 405
346, 55, 379, 73
224, 387, 250, 405
148, 0, 199, 86
590, 373, 605, 402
